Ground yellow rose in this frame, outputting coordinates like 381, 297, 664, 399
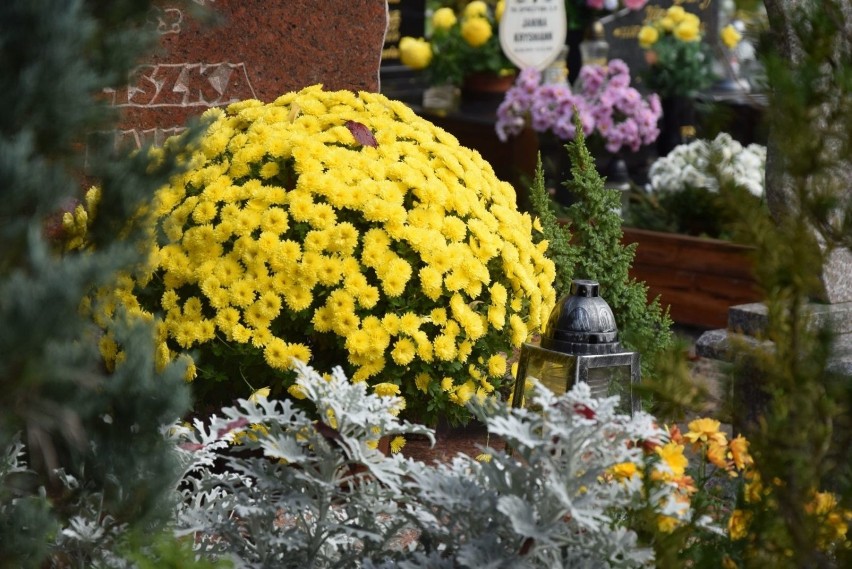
720, 24, 742, 49
666, 5, 686, 23
638, 25, 659, 48
399, 36, 432, 70
461, 16, 492, 48
431, 7, 457, 31
463, 1, 488, 19
673, 20, 700, 42
495, 0, 505, 22
659, 16, 675, 32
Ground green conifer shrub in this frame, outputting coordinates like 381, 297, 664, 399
0, 1, 214, 566
527, 116, 674, 375
712, 1, 852, 566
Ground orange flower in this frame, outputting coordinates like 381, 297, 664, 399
666, 423, 684, 444
684, 417, 727, 446
744, 471, 764, 504
729, 434, 753, 470
706, 441, 728, 469
728, 509, 751, 540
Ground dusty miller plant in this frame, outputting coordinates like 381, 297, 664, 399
174, 361, 696, 568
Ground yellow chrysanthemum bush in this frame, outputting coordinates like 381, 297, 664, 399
106, 85, 555, 425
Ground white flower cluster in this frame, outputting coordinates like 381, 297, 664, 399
648, 133, 766, 197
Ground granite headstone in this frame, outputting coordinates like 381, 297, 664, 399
112, 0, 389, 149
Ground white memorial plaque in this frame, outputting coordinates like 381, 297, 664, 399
499, 0, 567, 71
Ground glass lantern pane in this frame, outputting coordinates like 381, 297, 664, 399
585, 364, 634, 414
514, 347, 577, 407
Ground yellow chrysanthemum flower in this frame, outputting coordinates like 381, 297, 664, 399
461, 16, 492, 48
487, 354, 506, 377
390, 435, 406, 454
673, 20, 700, 43
433, 334, 457, 361
495, 0, 505, 22
656, 442, 688, 477
431, 7, 456, 31
728, 509, 751, 540
638, 25, 659, 48
449, 380, 476, 405
609, 462, 640, 481
399, 37, 432, 70
415, 372, 431, 392
373, 382, 400, 397
464, 1, 488, 19
657, 515, 680, 534
113, 86, 554, 424
706, 441, 728, 469
720, 24, 742, 49
288, 384, 307, 400
666, 5, 686, 23
391, 338, 417, 365
509, 314, 528, 346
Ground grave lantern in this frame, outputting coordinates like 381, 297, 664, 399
512, 279, 640, 414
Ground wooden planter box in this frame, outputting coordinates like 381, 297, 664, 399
621, 227, 762, 329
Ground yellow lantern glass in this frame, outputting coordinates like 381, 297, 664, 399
512, 279, 640, 415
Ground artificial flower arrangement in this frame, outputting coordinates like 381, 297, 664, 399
399, 1, 515, 88
96, 85, 556, 427
624, 132, 767, 239
637, 4, 719, 98
495, 59, 662, 154
566, 0, 650, 30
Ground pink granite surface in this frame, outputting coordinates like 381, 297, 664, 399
114, 0, 387, 145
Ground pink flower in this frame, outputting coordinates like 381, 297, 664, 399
623, 0, 648, 10
586, 0, 606, 10
494, 59, 661, 153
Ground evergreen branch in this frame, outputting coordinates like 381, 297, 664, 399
527, 151, 575, 299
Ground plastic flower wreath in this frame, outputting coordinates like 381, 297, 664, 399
495, 59, 661, 154
97, 85, 556, 426
399, 1, 515, 87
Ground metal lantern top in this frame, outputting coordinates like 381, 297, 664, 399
540, 279, 622, 355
